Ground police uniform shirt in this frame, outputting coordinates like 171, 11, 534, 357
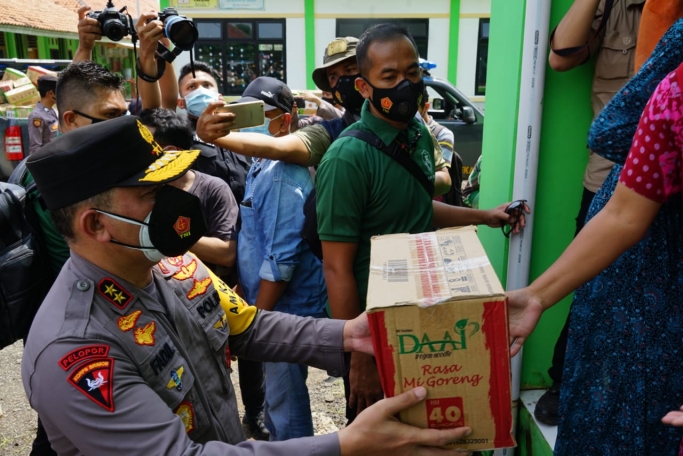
22, 252, 347, 455
28, 101, 59, 155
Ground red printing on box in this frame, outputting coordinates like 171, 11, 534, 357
482, 300, 514, 448
368, 311, 396, 397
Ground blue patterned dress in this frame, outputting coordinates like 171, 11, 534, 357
554, 19, 683, 456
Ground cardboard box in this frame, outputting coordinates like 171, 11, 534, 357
26, 66, 58, 86
2, 68, 27, 81
0, 80, 13, 103
366, 226, 515, 451
12, 77, 33, 88
4, 84, 40, 106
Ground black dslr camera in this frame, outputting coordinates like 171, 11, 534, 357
157, 8, 198, 51
88, 1, 134, 42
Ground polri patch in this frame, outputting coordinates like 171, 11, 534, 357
59, 345, 110, 371
117, 310, 142, 332
134, 321, 156, 346
98, 278, 133, 309
175, 402, 195, 434
68, 358, 115, 412
33, 118, 42, 128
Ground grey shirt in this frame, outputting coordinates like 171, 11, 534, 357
22, 252, 347, 455
27, 101, 58, 155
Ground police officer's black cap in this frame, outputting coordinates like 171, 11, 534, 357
37, 75, 58, 91
233, 76, 293, 113
26, 116, 200, 210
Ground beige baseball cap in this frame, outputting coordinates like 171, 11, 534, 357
311, 37, 359, 92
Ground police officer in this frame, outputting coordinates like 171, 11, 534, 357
22, 115, 472, 455
28, 75, 59, 155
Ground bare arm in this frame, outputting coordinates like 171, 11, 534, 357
253, 279, 288, 312
531, 183, 659, 307
135, 13, 164, 110
507, 183, 661, 356
548, 0, 602, 71
195, 101, 312, 164
214, 132, 311, 164
434, 168, 452, 196
73, 6, 101, 62
190, 237, 236, 268
322, 241, 361, 320
159, 58, 179, 110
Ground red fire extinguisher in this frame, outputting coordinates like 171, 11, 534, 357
5, 125, 24, 161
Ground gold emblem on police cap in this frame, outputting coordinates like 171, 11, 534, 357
137, 119, 164, 156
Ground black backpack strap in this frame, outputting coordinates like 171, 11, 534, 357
339, 129, 434, 197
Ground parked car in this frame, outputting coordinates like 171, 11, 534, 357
424, 75, 484, 179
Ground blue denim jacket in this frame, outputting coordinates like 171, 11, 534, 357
237, 158, 327, 317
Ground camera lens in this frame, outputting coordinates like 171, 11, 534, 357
164, 16, 198, 51
102, 20, 127, 41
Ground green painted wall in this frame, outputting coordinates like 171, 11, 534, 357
481, 0, 596, 389
518, 404, 553, 456
478, 0, 525, 280
159, 0, 170, 9
447, 0, 460, 86
5, 33, 17, 58
304, 0, 316, 90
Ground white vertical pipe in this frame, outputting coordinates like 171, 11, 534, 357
493, 0, 550, 454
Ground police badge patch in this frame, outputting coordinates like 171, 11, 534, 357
68, 358, 115, 412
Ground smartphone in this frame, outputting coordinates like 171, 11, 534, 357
215, 100, 265, 130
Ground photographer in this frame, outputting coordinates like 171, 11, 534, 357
74, 6, 178, 111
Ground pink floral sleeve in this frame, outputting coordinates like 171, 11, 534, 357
620, 68, 683, 202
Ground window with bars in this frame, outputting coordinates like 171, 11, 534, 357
336, 19, 429, 59
27, 35, 38, 59
0, 33, 6, 59
194, 19, 286, 96
475, 19, 489, 96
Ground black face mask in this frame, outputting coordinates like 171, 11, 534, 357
364, 77, 425, 123
333, 74, 366, 114
96, 185, 207, 261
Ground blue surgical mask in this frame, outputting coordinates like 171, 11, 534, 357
184, 87, 221, 118
240, 114, 283, 136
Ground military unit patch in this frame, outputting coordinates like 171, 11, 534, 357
68, 358, 115, 412
59, 345, 110, 371
117, 310, 142, 332
98, 278, 133, 309
175, 402, 195, 434
187, 277, 212, 300
172, 259, 197, 281
166, 366, 184, 391
134, 322, 156, 346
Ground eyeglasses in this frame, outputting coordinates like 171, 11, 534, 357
73, 109, 129, 125
502, 199, 528, 238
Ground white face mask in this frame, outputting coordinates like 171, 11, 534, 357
184, 87, 221, 118
96, 210, 166, 263
240, 113, 284, 136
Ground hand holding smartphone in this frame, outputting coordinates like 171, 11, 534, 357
215, 100, 265, 130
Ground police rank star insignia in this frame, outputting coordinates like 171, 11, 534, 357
68, 358, 115, 412
98, 278, 133, 309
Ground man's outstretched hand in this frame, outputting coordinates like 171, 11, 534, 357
339, 387, 473, 456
